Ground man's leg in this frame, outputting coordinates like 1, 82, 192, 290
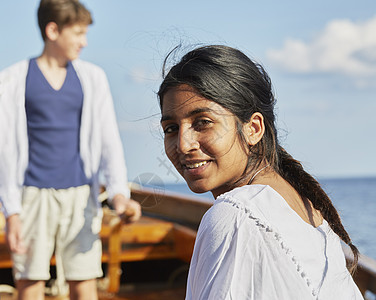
68, 279, 98, 300
16, 280, 45, 300
59, 186, 103, 299
12, 187, 59, 300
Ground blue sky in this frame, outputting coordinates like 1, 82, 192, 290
1, 0, 375, 185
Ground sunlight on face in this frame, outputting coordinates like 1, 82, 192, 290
161, 85, 249, 198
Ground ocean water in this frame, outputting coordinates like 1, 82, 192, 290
320, 177, 376, 260
164, 176, 376, 260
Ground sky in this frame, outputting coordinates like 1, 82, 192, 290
1, 0, 375, 186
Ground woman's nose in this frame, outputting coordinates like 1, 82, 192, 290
176, 127, 199, 154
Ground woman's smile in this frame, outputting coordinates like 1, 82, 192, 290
182, 160, 212, 177
184, 160, 209, 169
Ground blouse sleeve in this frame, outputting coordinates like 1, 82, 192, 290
185, 200, 263, 300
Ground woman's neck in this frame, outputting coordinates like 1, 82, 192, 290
252, 170, 323, 228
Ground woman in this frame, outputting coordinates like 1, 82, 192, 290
158, 45, 363, 299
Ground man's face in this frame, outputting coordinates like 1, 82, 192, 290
54, 23, 88, 61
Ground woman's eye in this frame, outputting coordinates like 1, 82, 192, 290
163, 124, 178, 134
194, 119, 213, 130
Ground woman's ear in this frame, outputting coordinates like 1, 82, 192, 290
45, 22, 60, 41
244, 112, 265, 146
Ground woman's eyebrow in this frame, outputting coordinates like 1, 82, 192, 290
186, 107, 213, 118
161, 107, 214, 123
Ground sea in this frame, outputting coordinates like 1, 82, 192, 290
162, 176, 376, 260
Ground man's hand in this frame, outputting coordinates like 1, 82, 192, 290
111, 194, 141, 223
6, 214, 27, 254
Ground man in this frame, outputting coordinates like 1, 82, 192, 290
0, 1, 141, 299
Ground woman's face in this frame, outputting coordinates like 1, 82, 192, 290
161, 85, 249, 198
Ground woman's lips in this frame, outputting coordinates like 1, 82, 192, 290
183, 160, 211, 176
184, 160, 209, 169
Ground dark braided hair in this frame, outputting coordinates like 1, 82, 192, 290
158, 44, 359, 273
276, 146, 359, 273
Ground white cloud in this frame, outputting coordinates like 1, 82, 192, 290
267, 16, 376, 78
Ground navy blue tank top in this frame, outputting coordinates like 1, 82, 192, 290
24, 58, 89, 189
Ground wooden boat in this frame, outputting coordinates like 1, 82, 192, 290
0, 183, 375, 299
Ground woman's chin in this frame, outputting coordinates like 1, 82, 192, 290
187, 182, 211, 194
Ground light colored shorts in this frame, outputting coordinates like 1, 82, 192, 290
12, 185, 103, 281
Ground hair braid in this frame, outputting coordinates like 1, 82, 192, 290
276, 146, 359, 273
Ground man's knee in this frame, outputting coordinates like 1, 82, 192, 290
68, 279, 98, 300
16, 280, 45, 300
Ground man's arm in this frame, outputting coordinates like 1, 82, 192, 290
86, 65, 141, 223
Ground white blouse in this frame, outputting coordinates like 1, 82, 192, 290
186, 185, 363, 300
